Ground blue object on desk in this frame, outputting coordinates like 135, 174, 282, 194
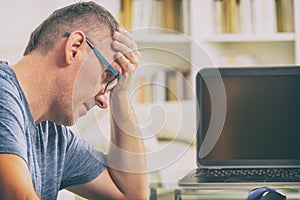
246, 187, 286, 200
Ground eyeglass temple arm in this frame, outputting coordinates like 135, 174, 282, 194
64, 32, 119, 78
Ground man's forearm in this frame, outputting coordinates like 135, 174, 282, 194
106, 94, 148, 200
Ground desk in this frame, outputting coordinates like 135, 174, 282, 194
149, 183, 300, 200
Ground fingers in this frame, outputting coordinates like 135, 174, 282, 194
109, 52, 133, 76
112, 27, 141, 70
114, 29, 137, 50
116, 26, 134, 42
115, 52, 135, 72
112, 40, 139, 66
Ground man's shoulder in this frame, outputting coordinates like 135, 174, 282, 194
0, 61, 19, 91
0, 61, 25, 106
0, 61, 15, 79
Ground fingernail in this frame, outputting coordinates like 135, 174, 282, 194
118, 26, 125, 32
113, 31, 119, 39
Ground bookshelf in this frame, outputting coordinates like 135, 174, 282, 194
119, 0, 190, 35
190, 0, 300, 66
131, 33, 192, 104
118, 0, 193, 104
205, 33, 295, 42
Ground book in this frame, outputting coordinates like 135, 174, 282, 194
251, 0, 264, 34
175, 70, 185, 100
119, 0, 132, 30
264, 0, 277, 34
131, 68, 192, 103
161, 0, 176, 31
280, 0, 294, 32
181, 0, 190, 34
131, 76, 153, 103
276, 0, 294, 32
141, 0, 155, 29
126, 0, 189, 33
131, 0, 142, 30
166, 70, 177, 101
252, 0, 276, 34
225, 0, 238, 33
214, 0, 226, 34
238, 0, 253, 34
152, 70, 167, 103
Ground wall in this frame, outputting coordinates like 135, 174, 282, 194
0, 0, 56, 64
0, 0, 120, 65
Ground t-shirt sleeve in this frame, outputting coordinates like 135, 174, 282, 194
60, 128, 107, 189
0, 76, 27, 161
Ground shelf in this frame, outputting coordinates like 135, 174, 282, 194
205, 33, 295, 43
133, 33, 190, 43
133, 99, 194, 106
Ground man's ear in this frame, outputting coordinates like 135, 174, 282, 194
64, 31, 86, 65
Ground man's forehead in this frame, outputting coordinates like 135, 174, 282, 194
94, 35, 115, 65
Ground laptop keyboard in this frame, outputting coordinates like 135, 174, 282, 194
194, 168, 300, 182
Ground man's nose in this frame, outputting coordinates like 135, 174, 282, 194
95, 92, 110, 109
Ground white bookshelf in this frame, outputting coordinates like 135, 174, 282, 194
190, 0, 300, 66
132, 36, 192, 104
205, 33, 295, 43
134, 33, 190, 43
125, 0, 194, 105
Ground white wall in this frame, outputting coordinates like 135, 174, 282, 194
0, 0, 120, 65
0, 0, 56, 64
55, 0, 120, 18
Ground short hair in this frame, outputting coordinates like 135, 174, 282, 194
23, 1, 119, 56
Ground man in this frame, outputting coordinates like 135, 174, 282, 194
0, 2, 148, 200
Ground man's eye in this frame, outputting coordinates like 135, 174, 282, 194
104, 71, 113, 82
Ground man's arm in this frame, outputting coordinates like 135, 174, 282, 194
106, 73, 148, 199
0, 154, 41, 199
67, 91, 148, 200
105, 26, 148, 199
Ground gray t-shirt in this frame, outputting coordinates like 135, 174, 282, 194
0, 61, 106, 199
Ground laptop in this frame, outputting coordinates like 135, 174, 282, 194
178, 66, 300, 187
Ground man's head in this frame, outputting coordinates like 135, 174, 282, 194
23, 2, 120, 125
24, 1, 118, 56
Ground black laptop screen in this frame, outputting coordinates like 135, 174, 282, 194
198, 68, 300, 165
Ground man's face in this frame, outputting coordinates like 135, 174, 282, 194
71, 32, 116, 122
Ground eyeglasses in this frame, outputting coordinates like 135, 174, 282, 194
65, 32, 120, 93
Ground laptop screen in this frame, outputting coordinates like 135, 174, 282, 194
197, 67, 300, 166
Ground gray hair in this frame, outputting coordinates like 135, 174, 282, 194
23, 1, 119, 56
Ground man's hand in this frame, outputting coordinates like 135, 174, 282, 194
110, 27, 141, 94
113, 26, 141, 71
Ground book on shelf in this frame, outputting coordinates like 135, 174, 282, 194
131, 69, 191, 103
214, 0, 226, 33
181, 0, 191, 34
238, 0, 252, 34
119, 0, 132, 30
152, 70, 166, 103
226, 0, 238, 34
120, 0, 190, 34
213, 0, 293, 35
252, 0, 276, 34
275, 0, 294, 32
165, 70, 177, 101
213, 0, 241, 34
131, 76, 153, 103
161, 0, 176, 31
